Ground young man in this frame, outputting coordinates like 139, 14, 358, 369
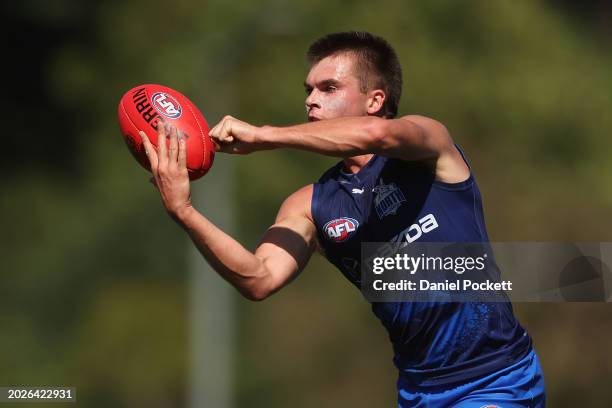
140, 32, 546, 407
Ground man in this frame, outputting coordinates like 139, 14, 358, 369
140, 32, 546, 407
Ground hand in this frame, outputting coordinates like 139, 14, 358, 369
209, 115, 270, 154
140, 124, 193, 221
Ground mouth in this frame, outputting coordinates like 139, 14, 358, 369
308, 115, 320, 122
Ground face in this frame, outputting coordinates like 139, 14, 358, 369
304, 53, 382, 121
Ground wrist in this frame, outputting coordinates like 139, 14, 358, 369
256, 125, 282, 150
172, 205, 197, 227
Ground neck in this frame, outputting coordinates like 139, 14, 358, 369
342, 154, 374, 174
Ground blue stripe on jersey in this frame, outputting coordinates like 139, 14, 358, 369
311, 147, 532, 387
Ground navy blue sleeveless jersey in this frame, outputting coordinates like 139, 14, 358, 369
311, 148, 531, 387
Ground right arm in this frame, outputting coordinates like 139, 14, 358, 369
140, 124, 317, 301
177, 185, 317, 301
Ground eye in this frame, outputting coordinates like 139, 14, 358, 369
305, 87, 313, 95
325, 86, 337, 93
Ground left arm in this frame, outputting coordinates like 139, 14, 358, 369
268, 114, 452, 161
211, 114, 469, 182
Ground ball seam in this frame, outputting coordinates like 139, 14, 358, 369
184, 98, 207, 176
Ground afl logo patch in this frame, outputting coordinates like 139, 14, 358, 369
151, 92, 182, 119
324, 218, 359, 243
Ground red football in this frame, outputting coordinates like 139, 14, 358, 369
118, 84, 215, 180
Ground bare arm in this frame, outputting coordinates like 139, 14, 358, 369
263, 115, 442, 160
211, 114, 469, 183
178, 186, 317, 301
139, 124, 316, 301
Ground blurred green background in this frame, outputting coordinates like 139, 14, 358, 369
2, 0, 612, 406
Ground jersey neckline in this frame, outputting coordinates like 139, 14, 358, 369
339, 154, 381, 178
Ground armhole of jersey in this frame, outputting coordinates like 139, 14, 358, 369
432, 144, 475, 191
311, 183, 328, 256
311, 182, 321, 229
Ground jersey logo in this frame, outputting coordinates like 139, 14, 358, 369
324, 218, 359, 243
351, 187, 364, 194
404, 213, 439, 243
372, 178, 406, 219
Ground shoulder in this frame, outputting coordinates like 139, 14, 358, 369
398, 115, 453, 149
398, 115, 470, 183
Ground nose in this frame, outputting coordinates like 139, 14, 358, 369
305, 89, 320, 112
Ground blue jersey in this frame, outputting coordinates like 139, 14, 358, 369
311, 149, 532, 388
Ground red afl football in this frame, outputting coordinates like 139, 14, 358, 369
118, 84, 215, 180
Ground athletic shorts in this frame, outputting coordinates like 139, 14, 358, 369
397, 349, 546, 407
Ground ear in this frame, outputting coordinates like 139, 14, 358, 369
366, 89, 386, 115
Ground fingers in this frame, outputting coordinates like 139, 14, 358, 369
209, 116, 224, 139
157, 122, 168, 167
210, 115, 235, 145
154, 123, 185, 168
220, 119, 234, 143
141, 123, 185, 181
139, 131, 159, 171
178, 136, 187, 168
168, 125, 179, 163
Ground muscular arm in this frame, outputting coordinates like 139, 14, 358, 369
139, 124, 317, 301
264, 115, 441, 159
212, 114, 470, 183
178, 185, 317, 301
